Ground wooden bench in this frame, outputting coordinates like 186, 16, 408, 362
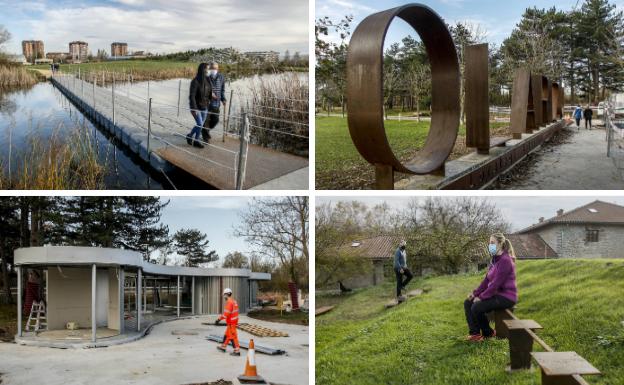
487, 308, 517, 339
531, 352, 600, 385
504, 319, 544, 370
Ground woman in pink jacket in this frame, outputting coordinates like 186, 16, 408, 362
464, 233, 517, 342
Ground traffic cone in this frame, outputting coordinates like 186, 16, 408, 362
237, 339, 266, 383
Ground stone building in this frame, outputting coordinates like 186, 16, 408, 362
69, 41, 88, 62
515, 200, 624, 259
111, 42, 128, 57
21, 40, 44, 63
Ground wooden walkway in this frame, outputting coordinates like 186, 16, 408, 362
51, 74, 308, 189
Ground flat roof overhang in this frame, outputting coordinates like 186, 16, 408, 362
15, 246, 271, 280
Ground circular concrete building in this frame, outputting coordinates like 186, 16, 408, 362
14, 246, 270, 348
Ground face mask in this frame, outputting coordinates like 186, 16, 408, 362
209, 69, 218, 76
400, 246, 406, 251
488, 243, 497, 256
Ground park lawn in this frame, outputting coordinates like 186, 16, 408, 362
316, 259, 624, 385
315, 116, 508, 190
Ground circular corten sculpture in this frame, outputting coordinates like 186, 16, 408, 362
347, 4, 460, 180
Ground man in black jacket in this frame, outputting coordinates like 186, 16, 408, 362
202, 62, 227, 142
584, 106, 593, 130
187, 63, 212, 148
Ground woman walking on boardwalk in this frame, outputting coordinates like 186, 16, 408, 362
187, 63, 212, 148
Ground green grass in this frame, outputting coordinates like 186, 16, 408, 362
29, 60, 196, 72
315, 116, 508, 190
316, 259, 624, 385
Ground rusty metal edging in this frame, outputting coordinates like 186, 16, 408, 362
346, 3, 460, 176
440, 120, 568, 189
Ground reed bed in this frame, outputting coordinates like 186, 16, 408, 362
0, 121, 106, 189
0, 65, 39, 88
239, 72, 309, 156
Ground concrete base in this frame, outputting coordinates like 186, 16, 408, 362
251, 167, 308, 190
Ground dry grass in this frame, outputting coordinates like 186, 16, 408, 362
0, 122, 106, 189
240, 72, 309, 156
0, 65, 39, 88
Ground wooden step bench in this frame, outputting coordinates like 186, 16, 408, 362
487, 307, 517, 339
531, 352, 600, 385
504, 319, 543, 370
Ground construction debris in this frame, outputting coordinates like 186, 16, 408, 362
206, 335, 286, 355
315, 306, 334, 316
237, 323, 288, 337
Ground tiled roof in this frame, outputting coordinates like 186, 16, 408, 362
506, 234, 558, 259
338, 235, 402, 260
517, 200, 624, 233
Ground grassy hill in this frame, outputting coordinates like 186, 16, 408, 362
316, 259, 624, 385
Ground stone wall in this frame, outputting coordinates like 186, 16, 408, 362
537, 224, 624, 259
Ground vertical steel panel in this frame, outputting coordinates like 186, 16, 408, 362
465, 43, 490, 153
91, 264, 96, 342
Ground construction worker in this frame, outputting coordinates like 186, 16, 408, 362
216, 288, 240, 356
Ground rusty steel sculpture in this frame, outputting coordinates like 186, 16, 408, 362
510, 70, 564, 139
346, 4, 460, 189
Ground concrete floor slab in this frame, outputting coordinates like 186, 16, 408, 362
0, 316, 308, 385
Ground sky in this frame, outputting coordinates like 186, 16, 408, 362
316, 0, 624, 47
316, 196, 624, 232
0, 0, 308, 55
158, 196, 254, 266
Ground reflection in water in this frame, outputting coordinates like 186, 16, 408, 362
0, 83, 216, 189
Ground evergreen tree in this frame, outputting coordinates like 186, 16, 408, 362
172, 228, 218, 267
119, 197, 170, 260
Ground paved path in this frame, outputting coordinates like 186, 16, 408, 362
499, 123, 624, 189
0, 315, 308, 385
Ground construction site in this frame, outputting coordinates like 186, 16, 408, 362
0, 246, 309, 385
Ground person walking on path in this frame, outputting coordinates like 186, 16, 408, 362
216, 288, 241, 356
464, 233, 517, 342
187, 62, 212, 148
202, 62, 227, 143
584, 106, 593, 130
394, 240, 412, 300
574, 105, 582, 130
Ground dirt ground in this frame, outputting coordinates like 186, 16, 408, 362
0, 315, 309, 385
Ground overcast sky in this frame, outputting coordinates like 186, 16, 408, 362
0, 0, 308, 55
317, 0, 624, 47
316, 196, 624, 232
159, 196, 253, 266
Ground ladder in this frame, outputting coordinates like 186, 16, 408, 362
25, 300, 47, 332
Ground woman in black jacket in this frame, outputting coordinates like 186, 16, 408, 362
187, 63, 213, 148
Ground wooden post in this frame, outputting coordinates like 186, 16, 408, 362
374, 164, 394, 190
235, 113, 250, 190
465, 43, 490, 154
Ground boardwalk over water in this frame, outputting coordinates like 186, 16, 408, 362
51, 73, 308, 189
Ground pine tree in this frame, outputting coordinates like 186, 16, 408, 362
173, 228, 218, 267
119, 197, 170, 260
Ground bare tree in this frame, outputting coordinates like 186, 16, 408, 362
403, 197, 511, 274
234, 197, 308, 287
0, 25, 10, 49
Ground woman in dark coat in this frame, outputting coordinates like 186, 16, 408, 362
187, 63, 213, 148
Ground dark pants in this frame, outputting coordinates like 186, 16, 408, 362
464, 295, 515, 336
201, 105, 220, 141
575, 117, 581, 128
395, 268, 413, 297
585, 117, 592, 129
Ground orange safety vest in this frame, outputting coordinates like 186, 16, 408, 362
219, 297, 239, 325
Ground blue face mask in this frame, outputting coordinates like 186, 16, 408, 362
488, 243, 497, 256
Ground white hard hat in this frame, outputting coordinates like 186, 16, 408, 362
223, 288, 232, 295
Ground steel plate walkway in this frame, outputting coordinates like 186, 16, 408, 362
51, 74, 308, 189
